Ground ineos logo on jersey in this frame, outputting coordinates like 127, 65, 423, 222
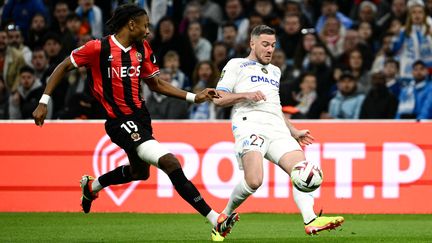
107, 66, 141, 78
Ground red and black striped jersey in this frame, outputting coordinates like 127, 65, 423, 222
70, 35, 159, 118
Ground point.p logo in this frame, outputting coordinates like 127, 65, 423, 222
93, 135, 139, 206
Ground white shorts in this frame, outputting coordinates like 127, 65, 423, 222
232, 113, 302, 169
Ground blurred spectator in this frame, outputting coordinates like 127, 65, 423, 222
27, 13, 48, 50
357, 21, 377, 52
178, 1, 219, 43
211, 41, 229, 72
77, 33, 93, 46
383, 58, 403, 98
187, 21, 212, 61
296, 0, 318, 25
328, 71, 365, 119
31, 47, 50, 86
377, 0, 408, 34
359, 1, 378, 22
315, 0, 353, 33
293, 28, 331, 74
0, 31, 5, 79
189, 61, 219, 119
162, 51, 191, 91
281, 72, 318, 119
43, 33, 69, 117
338, 29, 361, 65
58, 66, 103, 119
247, 12, 265, 33
75, 0, 103, 38
254, 0, 281, 30
271, 48, 291, 84
392, 0, 432, 79
146, 0, 173, 27
220, 22, 244, 58
388, 18, 404, 35
426, 0, 432, 17
8, 66, 51, 119
6, 24, 32, 66
360, 72, 398, 119
200, 0, 224, 25
0, 76, 8, 119
319, 15, 346, 58
350, 1, 382, 24
301, 44, 335, 118
62, 13, 82, 55
345, 48, 371, 93
0, 29, 25, 91
151, 16, 197, 77
278, 14, 302, 62
1, 0, 48, 41
218, 0, 249, 45
303, 44, 334, 101
371, 32, 396, 73
51, 1, 71, 35
43, 33, 65, 67
396, 60, 432, 119
285, 0, 314, 28
191, 60, 219, 91
419, 91, 432, 119
146, 68, 189, 119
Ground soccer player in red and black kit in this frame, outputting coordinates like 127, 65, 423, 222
33, 4, 238, 241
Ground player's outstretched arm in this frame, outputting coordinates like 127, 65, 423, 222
33, 57, 76, 126
144, 76, 220, 103
213, 90, 266, 107
283, 116, 314, 146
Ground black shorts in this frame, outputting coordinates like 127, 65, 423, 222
105, 109, 154, 153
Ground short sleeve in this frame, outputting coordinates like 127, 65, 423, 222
70, 40, 99, 68
216, 60, 239, 93
140, 40, 160, 79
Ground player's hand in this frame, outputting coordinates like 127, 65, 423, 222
33, 104, 48, 127
292, 129, 314, 146
246, 91, 266, 102
195, 88, 221, 103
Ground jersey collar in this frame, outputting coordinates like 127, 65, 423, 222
111, 35, 132, 52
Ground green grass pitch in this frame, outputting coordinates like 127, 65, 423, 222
1, 213, 431, 242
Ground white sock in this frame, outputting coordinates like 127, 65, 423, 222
206, 210, 219, 226
293, 186, 317, 224
222, 178, 256, 215
91, 178, 103, 193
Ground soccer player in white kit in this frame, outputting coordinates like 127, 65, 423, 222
212, 25, 344, 239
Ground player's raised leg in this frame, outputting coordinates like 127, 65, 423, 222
80, 150, 150, 213
136, 140, 225, 228
221, 151, 262, 215
278, 150, 345, 235
212, 151, 263, 241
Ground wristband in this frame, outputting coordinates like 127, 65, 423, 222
186, 92, 196, 103
39, 94, 50, 105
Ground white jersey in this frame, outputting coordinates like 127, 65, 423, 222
216, 58, 301, 166
216, 58, 284, 123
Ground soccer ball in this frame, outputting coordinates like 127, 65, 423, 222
290, 161, 323, 192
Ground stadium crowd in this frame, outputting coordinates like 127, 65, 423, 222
0, 0, 431, 120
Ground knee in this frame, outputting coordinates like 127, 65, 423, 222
158, 153, 181, 174
130, 170, 150, 181
245, 177, 262, 191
